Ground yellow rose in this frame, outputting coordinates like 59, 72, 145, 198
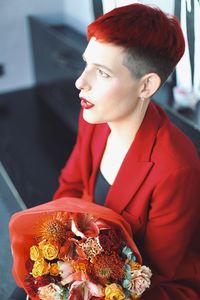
49, 262, 60, 276
31, 258, 49, 278
105, 283, 125, 300
41, 242, 59, 260
30, 245, 42, 261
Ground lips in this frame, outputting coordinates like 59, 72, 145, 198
80, 97, 94, 109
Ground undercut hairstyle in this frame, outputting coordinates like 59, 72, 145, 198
87, 3, 185, 85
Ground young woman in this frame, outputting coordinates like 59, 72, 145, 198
9, 3, 200, 300
52, 4, 200, 300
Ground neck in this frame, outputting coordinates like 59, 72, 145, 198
107, 99, 150, 148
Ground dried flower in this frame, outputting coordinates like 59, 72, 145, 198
80, 237, 103, 260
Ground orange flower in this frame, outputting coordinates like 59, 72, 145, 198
34, 213, 70, 245
129, 261, 141, 271
72, 259, 88, 273
49, 263, 60, 276
90, 252, 125, 285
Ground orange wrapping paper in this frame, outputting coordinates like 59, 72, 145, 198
9, 197, 142, 299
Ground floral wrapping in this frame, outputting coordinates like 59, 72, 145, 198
9, 197, 152, 300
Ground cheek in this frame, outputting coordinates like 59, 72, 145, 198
96, 84, 123, 103
102, 86, 135, 110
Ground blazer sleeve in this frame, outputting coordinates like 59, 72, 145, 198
52, 111, 84, 200
141, 166, 200, 299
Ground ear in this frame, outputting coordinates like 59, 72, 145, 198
139, 73, 161, 99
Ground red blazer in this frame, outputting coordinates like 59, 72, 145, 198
53, 102, 200, 299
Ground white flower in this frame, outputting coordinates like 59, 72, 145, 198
38, 283, 64, 300
130, 265, 152, 297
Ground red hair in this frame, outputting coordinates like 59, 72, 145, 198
87, 4, 185, 83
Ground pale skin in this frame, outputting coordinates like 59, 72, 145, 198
75, 37, 161, 184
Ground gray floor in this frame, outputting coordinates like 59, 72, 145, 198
0, 162, 26, 300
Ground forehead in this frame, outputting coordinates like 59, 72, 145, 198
83, 37, 126, 69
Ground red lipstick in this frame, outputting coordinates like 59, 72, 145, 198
80, 97, 94, 109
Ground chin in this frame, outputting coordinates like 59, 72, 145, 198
83, 110, 105, 124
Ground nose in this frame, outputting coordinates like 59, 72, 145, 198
75, 70, 90, 91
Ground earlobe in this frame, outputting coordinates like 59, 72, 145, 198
140, 73, 161, 99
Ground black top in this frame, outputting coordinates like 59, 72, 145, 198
94, 170, 111, 206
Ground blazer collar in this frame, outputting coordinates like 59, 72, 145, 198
104, 103, 162, 213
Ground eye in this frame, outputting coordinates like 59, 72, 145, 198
97, 68, 110, 78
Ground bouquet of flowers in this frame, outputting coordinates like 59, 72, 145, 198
9, 197, 152, 300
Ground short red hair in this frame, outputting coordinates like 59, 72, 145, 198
87, 3, 185, 83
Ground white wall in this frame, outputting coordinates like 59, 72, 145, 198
0, 0, 64, 94
63, 0, 94, 35
102, 0, 174, 14
141, 0, 174, 14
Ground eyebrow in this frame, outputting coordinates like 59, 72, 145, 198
82, 54, 113, 74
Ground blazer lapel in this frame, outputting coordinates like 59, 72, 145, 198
89, 123, 110, 196
105, 161, 153, 214
105, 103, 161, 213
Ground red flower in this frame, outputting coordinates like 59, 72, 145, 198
24, 275, 38, 297
58, 234, 76, 260
35, 275, 57, 288
71, 213, 109, 239
25, 259, 34, 273
98, 229, 122, 253
24, 274, 58, 297
89, 252, 125, 285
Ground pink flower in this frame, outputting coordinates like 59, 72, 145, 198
58, 261, 74, 283
130, 265, 152, 297
68, 280, 104, 300
59, 261, 89, 285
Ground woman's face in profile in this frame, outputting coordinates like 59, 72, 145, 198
75, 37, 143, 125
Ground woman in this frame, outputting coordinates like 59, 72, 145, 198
52, 4, 200, 299
10, 3, 200, 300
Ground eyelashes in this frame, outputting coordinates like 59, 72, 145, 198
96, 68, 110, 78
80, 60, 111, 79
